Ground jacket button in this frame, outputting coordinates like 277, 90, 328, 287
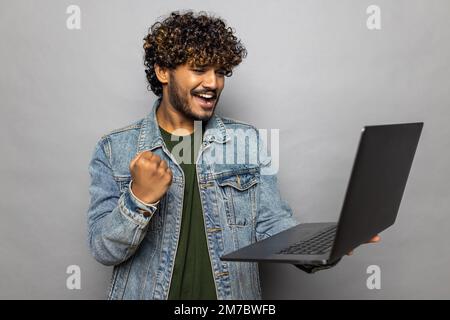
138, 208, 151, 217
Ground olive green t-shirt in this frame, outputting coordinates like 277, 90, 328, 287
159, 125, 217, 300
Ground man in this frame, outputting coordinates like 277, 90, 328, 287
87, 10, 379, 300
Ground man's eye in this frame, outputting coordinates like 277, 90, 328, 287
193, 69, 205, 73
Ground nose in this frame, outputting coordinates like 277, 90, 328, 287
201, 69, 219, 89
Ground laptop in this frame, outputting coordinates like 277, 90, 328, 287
221, 122, 423, 265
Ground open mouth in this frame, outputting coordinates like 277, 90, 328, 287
192, 92, 217, 109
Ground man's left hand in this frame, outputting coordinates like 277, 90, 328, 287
347, 235, 381, 256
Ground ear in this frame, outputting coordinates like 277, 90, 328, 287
154, 64, 169, 84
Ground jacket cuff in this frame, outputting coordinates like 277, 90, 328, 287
128, 180, 160, 208
118, 187, 158, 227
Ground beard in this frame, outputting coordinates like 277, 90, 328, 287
168, 73, 219, 122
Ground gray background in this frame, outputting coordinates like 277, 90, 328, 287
0, 0, 449, 299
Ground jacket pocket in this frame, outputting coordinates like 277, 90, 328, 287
216, 170, 259, 226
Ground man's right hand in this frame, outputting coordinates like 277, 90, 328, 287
129, 150, 173, 204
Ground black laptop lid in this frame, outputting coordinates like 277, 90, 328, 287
329, 122, 423, 261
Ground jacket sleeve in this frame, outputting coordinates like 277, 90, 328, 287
255, 131, 299, 242
86, 137, 158, 266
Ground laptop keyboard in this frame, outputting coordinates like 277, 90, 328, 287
278, 225, 337, 255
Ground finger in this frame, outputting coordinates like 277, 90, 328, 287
159, 159, 168, 170
166, 168, 173, 183
347, 250, 354, 256
369, 235, 381, 243
139, 151, 155, 161
151, 153, 161, 164
130, 150, 149, 168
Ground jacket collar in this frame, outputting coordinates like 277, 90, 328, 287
137, 98, 230, 152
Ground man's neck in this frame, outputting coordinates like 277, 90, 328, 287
156, 98, 194, 136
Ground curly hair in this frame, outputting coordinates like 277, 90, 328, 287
143, 10, 247, 97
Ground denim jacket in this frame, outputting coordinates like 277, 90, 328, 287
87, 99, 299, 300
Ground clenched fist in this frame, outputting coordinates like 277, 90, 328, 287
129, 150, 173, 204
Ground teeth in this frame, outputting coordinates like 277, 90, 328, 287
197, 93, 214, 99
